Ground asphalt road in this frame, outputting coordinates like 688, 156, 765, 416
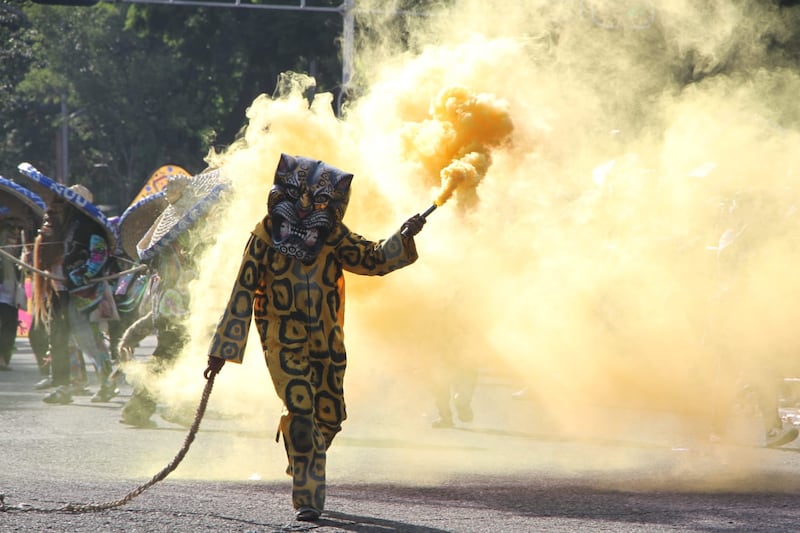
3, 336, 800, 532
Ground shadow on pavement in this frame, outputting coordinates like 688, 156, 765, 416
322, 512, 451, 532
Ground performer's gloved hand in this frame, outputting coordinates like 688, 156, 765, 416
400, 214, 426, 238
118, 343, 134, 363
204, 356, 225, 380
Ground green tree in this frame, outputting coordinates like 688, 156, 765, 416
126, 3, 344, 143
19, 3, 224, 209
0, 0, 53, 181
9, 1, 343, 212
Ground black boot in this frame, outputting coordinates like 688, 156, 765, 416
120, 390, 157, 427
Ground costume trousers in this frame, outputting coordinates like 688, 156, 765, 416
68, 302, 112, 384
28, 318, 50, 375
267, 347, 346, 513
0, 303, 18, 365
130, 325, 187, 414
49, 291, 71, 387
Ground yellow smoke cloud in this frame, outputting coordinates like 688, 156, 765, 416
401, 85, 512, 208
128, 0, 800, 484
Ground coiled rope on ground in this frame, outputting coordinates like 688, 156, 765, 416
0, 241, 214, 513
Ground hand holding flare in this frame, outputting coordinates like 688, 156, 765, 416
400, 204, 436, 237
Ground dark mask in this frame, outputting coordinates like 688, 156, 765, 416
267, 154, 353, 263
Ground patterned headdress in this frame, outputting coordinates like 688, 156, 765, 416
136, 168, 229, 262
0, 176, 47, 231
117, 192, 169, 261
16, 163, 117, 250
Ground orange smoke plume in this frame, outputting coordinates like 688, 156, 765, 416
402, 85, 513, 209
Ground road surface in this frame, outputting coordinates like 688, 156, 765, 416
2, 336, 800, 532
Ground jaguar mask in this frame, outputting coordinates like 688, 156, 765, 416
267, 153, 353, 264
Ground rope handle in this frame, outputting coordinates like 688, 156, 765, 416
0, 246, 147, 283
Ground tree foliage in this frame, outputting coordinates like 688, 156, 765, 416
0, 0, 49, 182
1, 0, 342, 212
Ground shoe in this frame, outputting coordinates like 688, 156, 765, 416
456, 404, 473, 423
34, 377, 54, 390
160, 406, 194, 427
43, 386, 73, 405
295, 506, 321, 522
431, 416, 453, 429
765, 426, 799, 448
119, 416, 157, 429
453, 393, 474, 422
68, 384, 92, 396
91, 384, 119, 403
120, 394, 157, 427
454, 397, 473, 423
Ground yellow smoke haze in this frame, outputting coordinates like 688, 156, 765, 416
436, 151, 491, 207
401, 85, 513, 207
126, 0, 800, 484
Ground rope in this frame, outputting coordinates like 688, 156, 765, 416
0, 373, 216, 513
0, 246, 147, 283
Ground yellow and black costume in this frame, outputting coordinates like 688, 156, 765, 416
207, 154, 423, 521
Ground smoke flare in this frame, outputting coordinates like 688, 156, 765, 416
403, 85, 513, 209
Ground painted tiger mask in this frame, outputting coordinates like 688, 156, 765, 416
267, 154, 353, 264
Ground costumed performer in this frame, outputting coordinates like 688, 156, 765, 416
19, 163, 120, 405
0, 176, 46, 370
118, 170, 229, 427
203, 154, 426, 522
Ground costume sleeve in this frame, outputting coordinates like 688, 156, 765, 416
67, 233, 109, 287
118, 311, 154, 354
207, 230, 265, 364
337, 226, 418, 276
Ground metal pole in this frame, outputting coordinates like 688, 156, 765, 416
338, 0, 354, 116
60, 93, 69, 185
